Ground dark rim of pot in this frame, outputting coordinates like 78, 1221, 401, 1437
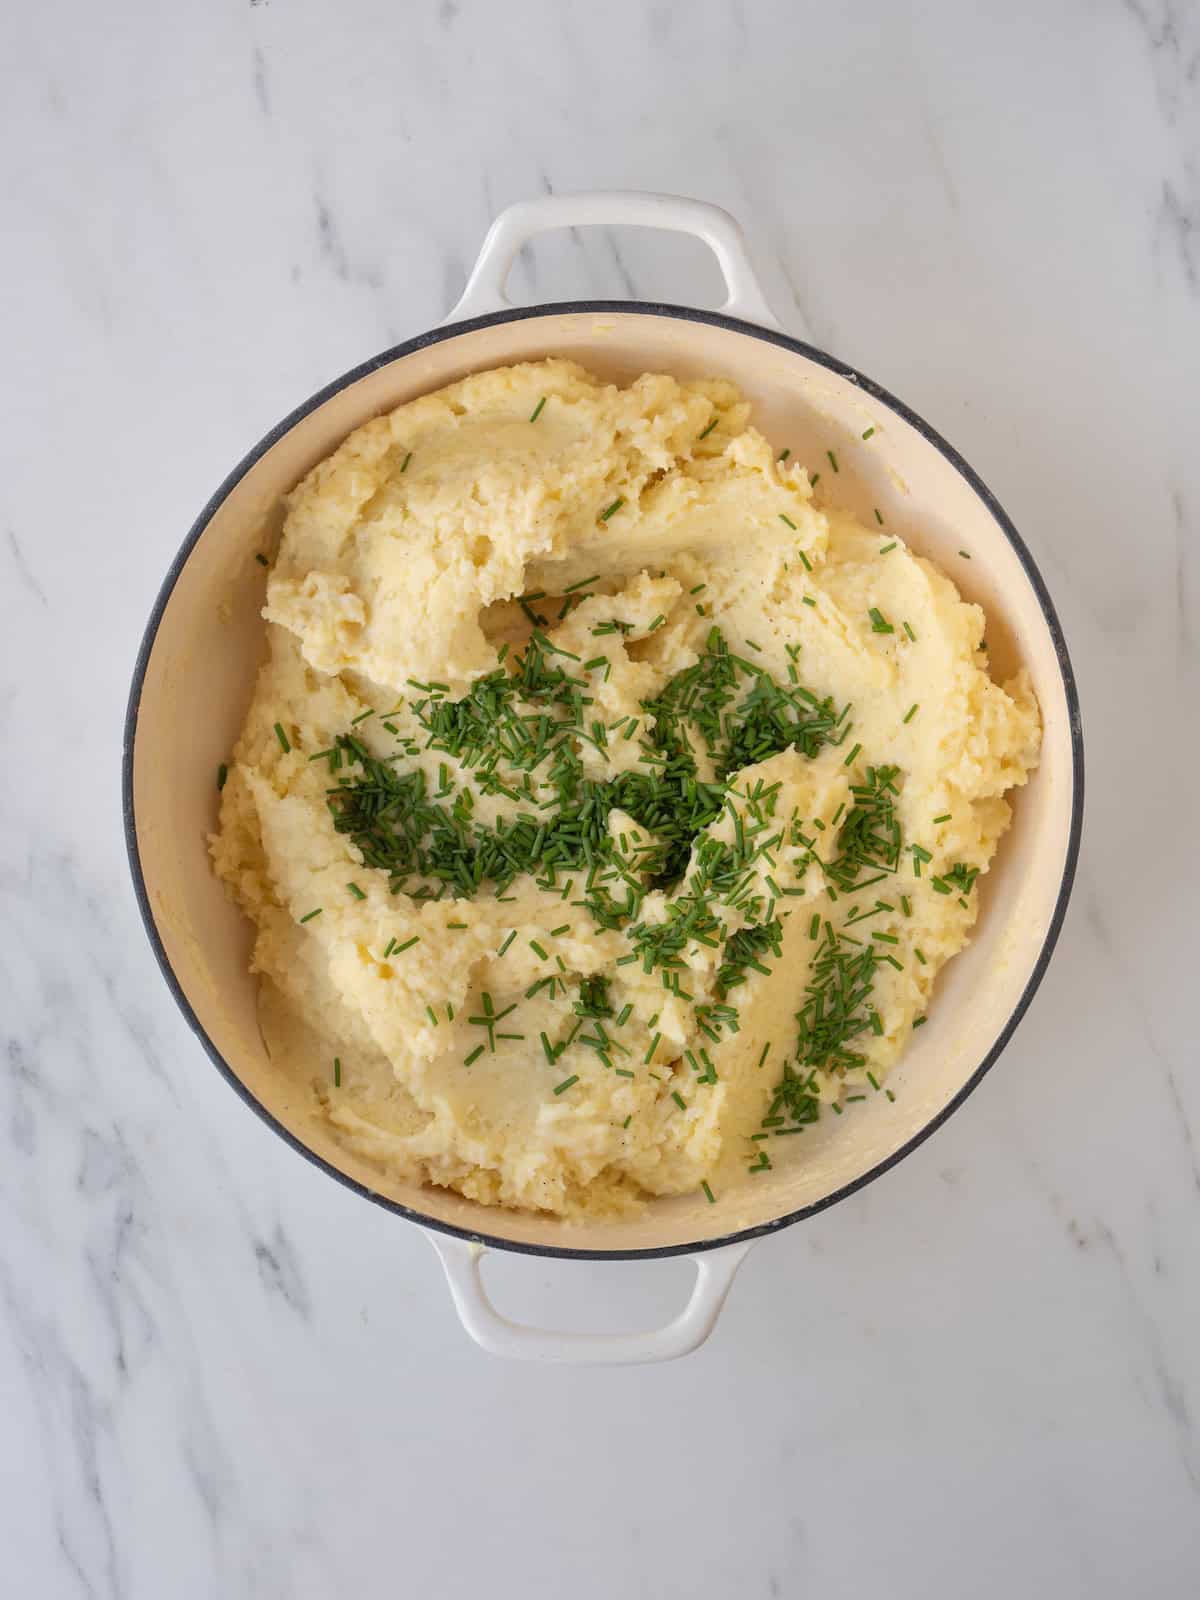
122, 301, 1085, 1262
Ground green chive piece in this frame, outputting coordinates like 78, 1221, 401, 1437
671, 1091, 687, 1111
798, 549, 813, 572
779, 513, 797, 530
529, 940, 548, 960
497, 930, 517, 957
701, 1180, 715, 1204
958, 549, 971, 559
862, 427, 876, 440
529, 396, 547, 423
393, 935, 420, 954
903, 703, 919, 724
217, 763, 228, 790
933, 812, 951, 824
778, 448, 791, 462
843, 742, 862, 767
273, 722, 291, 753
255, 552, 269, 567
299, 908, 323, 924
874, 508, 884, 525
599, 496, 625, 521
401, 451, 412, 472
644, 1033, 661, 1064
903, 620, 917, 642
697, 417, 718, 440
464, 1045, 485, 1066
827, 449, 839, 472
880, 541, 897, 554
553, 1075, 579, 1095
346, 882, 366, 900
333, 1057, 341, 1087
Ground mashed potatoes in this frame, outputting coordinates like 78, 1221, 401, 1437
212, 359, 1040, 1217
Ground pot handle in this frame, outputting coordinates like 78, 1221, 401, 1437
443, 190, 780, 330
427, 1233, 754, 1364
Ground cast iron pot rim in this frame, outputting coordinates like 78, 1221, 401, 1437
122, 300, 1085, 1262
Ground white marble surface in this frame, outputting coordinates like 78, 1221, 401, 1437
3, 0, 1198, 1594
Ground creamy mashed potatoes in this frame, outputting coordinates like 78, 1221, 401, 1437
212, 359, 1040, 1217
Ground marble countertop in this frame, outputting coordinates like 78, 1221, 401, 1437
4, 1, 1198, 1594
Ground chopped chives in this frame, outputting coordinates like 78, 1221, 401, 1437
425, 1006, 438, 1026
273, 722, 291, 753
644, 1033, 661, 1064
394, 935, 420, 954
400, 451, 412, 472
497, 930, 517, 957
933, 812, 951, 824
903, 620, 917, 641
701, 1180, 715, 1204
843, 742, 862, 767
217, 763, 228, 790
861, 426, 876, 440
958, 549, 971, 559
880, 541, 897, 555
913, 1016, 927, 1028
333, 1057, 341, 1087
779, 513, 797, 530
550, 923, 570, 937
903, 703, 919, 724
671, 1091, 687, 1111
599, 496, 625, 521
826, 449, 839, 472
697, 417, 718, 440
802, 595, 816, 607
529, 396, 547, 422
874, 508, 884, 525
553, 1075, 579, 1095
778, 448, 791, 462
299, 908, 323, 924
346, 882, 366, 900
464, 1045, 485, 1065
798, 549, 813, 571
529, 940, 548, 960
255, 552, 269, 567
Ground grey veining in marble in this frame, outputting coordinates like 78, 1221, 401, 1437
2, 1, 1198, 1595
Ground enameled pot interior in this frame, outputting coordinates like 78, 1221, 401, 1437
127, 306, 1080, 1256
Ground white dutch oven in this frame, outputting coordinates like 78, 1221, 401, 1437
124, 193, 1083, 1363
